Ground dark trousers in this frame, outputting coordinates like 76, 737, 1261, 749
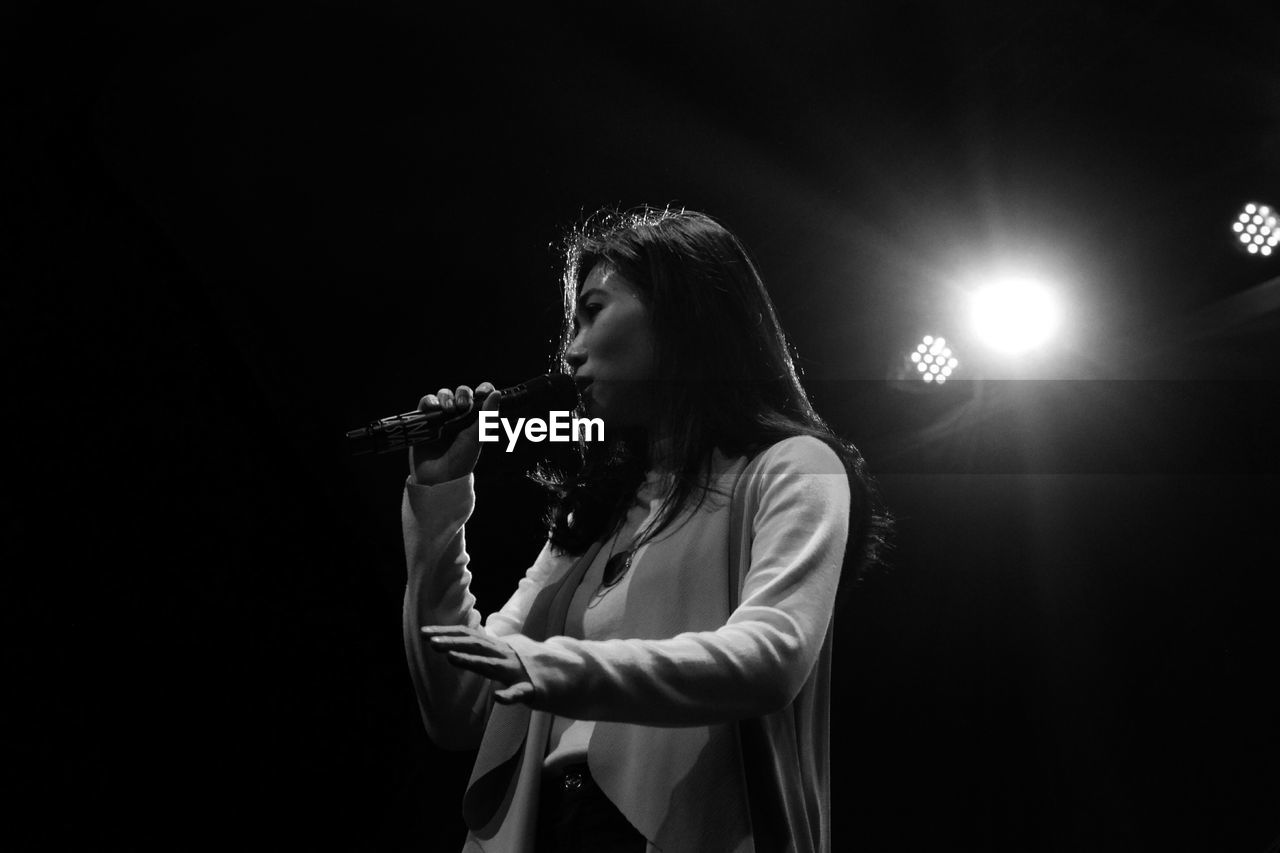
535, 763, 647, 853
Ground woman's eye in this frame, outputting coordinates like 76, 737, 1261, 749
573, 303, 603, 335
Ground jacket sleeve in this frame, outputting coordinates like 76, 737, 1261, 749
401, 474, 564, 749
502, 436, 851, 726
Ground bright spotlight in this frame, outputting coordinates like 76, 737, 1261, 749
1234, 202, 1278, 257
969, 278, 1061, 354
910, 334, 959, 384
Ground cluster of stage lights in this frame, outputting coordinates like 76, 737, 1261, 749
911, 335, 958, 384
896, 204, 1271, 388
1234, 203, 1277, 256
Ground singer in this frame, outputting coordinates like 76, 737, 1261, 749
401, 206, 889, 852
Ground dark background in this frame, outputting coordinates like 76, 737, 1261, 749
7, 2, 1280, 850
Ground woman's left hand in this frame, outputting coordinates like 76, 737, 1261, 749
422, 625, 537, 705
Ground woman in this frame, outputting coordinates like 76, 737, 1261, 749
402, 207, 888, 852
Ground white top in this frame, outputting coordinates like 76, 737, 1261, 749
544, 468, 668, 771
401, 436, 851, 852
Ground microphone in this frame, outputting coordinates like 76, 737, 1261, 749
346, 374, 579, 456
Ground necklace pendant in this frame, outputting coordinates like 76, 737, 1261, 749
601, 547, 634, 589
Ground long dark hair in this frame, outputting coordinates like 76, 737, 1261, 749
533, 205, 891, 588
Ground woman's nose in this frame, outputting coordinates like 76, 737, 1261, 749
565, 337, 587, 369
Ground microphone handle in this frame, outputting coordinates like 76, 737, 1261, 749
345, 375, 575, 456
346, 406, 478, 456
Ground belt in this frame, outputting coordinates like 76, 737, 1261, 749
543, 761, 590, 793
536, 761, 647, 852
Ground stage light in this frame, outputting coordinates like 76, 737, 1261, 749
1235, 203, 1278, 257
909, 334, 960, 384
968, 277, 1061, 354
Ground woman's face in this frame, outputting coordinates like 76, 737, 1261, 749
567, 262, 658, 429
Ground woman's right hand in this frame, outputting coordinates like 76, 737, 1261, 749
409, 382, 501, 485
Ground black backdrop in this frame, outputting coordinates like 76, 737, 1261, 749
8, 3, 1280, 850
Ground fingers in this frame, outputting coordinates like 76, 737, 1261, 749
443, 650, 501, 670
425, 634, 505, 658
436, 387, 462, 415
422, 626, 505, 657
416, 383, 497, 414
421, 625, 480, 638
422, 625, 533, 697
439, 649, 524, 685
477, 381, 502, 412
439, 650, 499, 679
455, 385, 473, 411
494, 682, 536, 705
